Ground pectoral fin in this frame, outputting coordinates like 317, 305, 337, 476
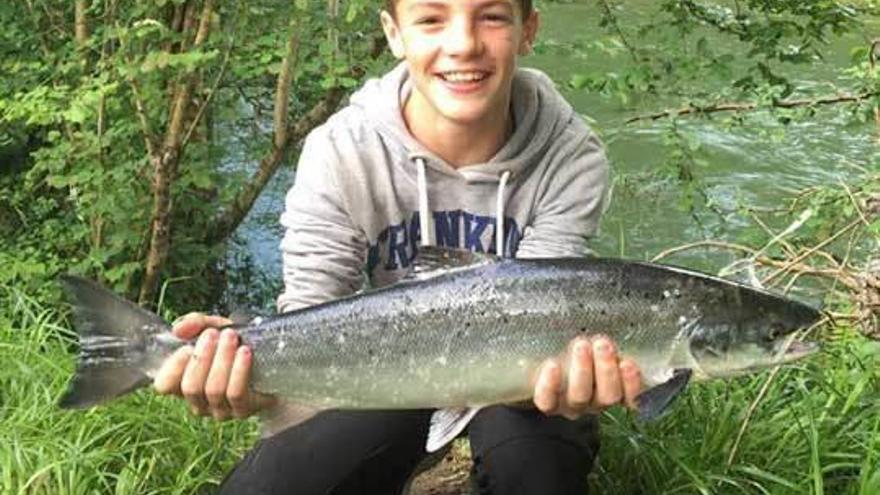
259, 402, 320, 438
426, 407, 482, 453
635, 368, 692, 421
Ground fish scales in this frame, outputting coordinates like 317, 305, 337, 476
239, 259, 724, 409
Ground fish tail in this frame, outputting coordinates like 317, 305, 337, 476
58, 275, 171, 409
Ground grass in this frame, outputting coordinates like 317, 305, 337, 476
3, 286, 879, 494
589, 326, 880, 494
0, 288, 258, 494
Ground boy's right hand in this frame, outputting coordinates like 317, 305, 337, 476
153, 312, 277, 420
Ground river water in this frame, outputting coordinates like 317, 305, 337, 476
232, 2, 878, 304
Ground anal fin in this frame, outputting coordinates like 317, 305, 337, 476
635, 368, 692, 421
427, 407, 481, 453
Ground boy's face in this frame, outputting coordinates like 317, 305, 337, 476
381, 0, 539, 127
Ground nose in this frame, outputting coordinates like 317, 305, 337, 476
444, 17, 481, 57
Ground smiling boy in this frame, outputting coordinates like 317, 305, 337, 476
154, 0, 642, 493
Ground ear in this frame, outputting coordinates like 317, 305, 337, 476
518, 9, 540, 56
381, 10, 406, 59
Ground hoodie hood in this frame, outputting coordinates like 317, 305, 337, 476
349, 62, 576, 183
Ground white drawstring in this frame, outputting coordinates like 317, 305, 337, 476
495, 170, 511, 257
416, 158, 434, 246
416, 157, 510, 256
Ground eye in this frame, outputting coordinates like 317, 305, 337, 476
415, 16, 442, 25
481, 12, 512, 24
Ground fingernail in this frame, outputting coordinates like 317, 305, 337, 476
594, 338, 610, 355
198, 329, 217, 349
574, 339, 590, 357
221, 328, 237, 343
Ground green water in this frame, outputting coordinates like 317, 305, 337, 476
526, 1, 878, 267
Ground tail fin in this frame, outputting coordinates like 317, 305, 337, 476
59, 275, 171, 409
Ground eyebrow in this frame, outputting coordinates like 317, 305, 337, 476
406, 0, 514, 12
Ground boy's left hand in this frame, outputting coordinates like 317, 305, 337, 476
532, 336, 642, 419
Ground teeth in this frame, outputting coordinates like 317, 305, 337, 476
442, 71, 486, 82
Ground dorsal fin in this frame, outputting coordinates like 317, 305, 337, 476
403, 246, 499, 282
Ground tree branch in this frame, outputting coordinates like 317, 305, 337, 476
625, 91, 878, 124
596, 0, 638, 63
204, 33, 386, 246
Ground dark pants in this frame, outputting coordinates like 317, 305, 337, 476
218, 406, 599, 495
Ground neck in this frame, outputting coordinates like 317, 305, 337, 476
403, 92, 511, 169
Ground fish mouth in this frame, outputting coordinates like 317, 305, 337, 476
777, 337, 820, 363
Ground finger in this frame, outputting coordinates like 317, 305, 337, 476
619, 359, 642, 410
172, 312, 233, 340
180, 328, 219, 416
591, 337, 623, 409
205, 329, 239, 420
565, 338, 594, 412
153, 346, 193, 396
227, 346, 254, 418
533, 359, 562, 414
228, 346, 275, 418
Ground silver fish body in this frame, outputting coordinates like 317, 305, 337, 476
59, 249, 821, 443
236, 257, 820, 409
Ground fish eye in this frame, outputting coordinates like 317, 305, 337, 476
767, 322, 786, 341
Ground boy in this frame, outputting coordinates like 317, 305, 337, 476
154, 0, 642, 492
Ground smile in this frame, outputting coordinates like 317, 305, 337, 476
438, 71, 490, 83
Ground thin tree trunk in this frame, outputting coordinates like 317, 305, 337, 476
74, 0, 89, 48
871, 39, 879, 138
139, 0, 215, 305
204, 34, 386, 246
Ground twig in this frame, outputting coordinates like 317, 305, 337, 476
625, 92, 877, 124
748, 210, 797, 258
726, 365, 782, 468
762, 219, 862, 285
726, 317, 829, 468
181, 36, 234, 149
651, 241, 756, 262
871, 39, 879, 136
596, 0, 639, 63
839, 178, 872, 228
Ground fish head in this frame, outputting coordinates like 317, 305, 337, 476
687, 292, 822, 379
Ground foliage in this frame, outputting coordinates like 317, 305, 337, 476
0, 0, 389, 310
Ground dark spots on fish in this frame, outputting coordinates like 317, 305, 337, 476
600, 309, 607, 316
502, 316, 510, 325
368, 348, 375, 357
624, 290, 631, 298
465, 322, 472, 328
579, 326, 587, 333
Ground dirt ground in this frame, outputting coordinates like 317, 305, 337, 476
409, 441, 473, 495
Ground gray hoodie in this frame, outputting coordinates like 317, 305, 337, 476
277, 62, 610, 313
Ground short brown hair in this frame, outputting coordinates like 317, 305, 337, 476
384, 0, 534, 19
